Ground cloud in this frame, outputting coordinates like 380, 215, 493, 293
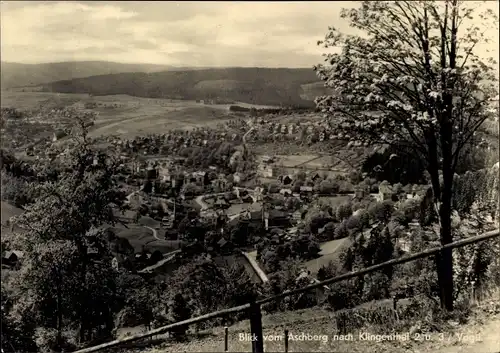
1, 1, 498, 68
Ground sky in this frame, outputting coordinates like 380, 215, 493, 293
0, 1, 498, 68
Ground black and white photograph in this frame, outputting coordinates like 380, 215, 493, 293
1, 1, 499, 352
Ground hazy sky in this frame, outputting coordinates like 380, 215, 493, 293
1, 1, 498, 67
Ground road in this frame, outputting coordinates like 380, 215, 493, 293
242, 251, 269, 283
138, 249, 182, 274
143, 225, 161, 241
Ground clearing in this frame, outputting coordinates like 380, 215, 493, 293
305, 237, 352, 274
0, 201, 24, 224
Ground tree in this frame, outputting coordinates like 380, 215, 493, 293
169, 294, 191, 340
11, 110, 126, 347
315, 1, 498, 311
336, 202, 353, 221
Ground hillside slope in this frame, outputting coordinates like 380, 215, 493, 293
120, 303, 500, 353
0, 61, 174, 88
42, 68, 329, 107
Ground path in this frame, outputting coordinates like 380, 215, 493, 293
143, 225, 161, 241
194, 192, 231, 210
429, 317, 500, 353
243, 251, 269, 283
138, 249, 181, 274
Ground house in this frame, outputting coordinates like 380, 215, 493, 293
279, 188, 292, 197
354, 184, 369, 199
262, 155, 274, 164
299, 186, 314, 194
294, 270, 329, 303
158, 165, 171, 182
292, 210, 303, 223
310, 172, 322, 182
258, 165, 276, 178
2, 250, 23, 267
146, 166, 158, 179
193, 171, 208, 185
233, 172, 243, 184
266, 209, 291, 229
379, 183, 394, 201
279, 175, 293, 185
212, 176, 228, 191
52, 129, 67, 142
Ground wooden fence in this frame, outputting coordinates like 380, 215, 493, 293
73, 229, 500, 353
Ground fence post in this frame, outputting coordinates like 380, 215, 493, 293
224, 326, 228, 352
284, 329, 289, 353
249, 301, 264, 353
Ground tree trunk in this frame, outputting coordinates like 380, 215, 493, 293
79, 249, 88, 343
56, 270, 63, 347
427, 140, 455, 311
438, 95, 456, 311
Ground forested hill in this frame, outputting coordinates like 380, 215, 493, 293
0, 61, 173, 89
42, 68, 330, 107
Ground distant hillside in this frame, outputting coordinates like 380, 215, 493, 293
43, 68, 330, 107
0, 61, 175, 88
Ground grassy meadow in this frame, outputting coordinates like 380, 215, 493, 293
1, 91, 261, 139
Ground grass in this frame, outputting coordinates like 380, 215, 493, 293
0, 201, 24, 224
0, 91, 89, 110
317, 195, 352, 207
226, 202, 262, 216
305, 237, 352, 274
272, 154, 319, 167
0, 91, 256, 140
116, 293, 500, 353
112, 224, 180, 254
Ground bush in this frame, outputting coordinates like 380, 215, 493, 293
334, 221, 349, 239
368, 200, 395, 223
345, 215, 362, 232
34, 328, 77, 353
319, 180, 339, 194
336, 202, 353, 220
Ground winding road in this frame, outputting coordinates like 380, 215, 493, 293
143, 225, 161, 241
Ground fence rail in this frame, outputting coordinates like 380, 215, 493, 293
73, 229, 500, 353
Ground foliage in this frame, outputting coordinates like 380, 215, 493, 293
1, 283, 37, 353
315, 0, 498, 311
260, 234, 321, 273
169, 294, 192, 340
362, 145, 427, 184
368, 200, 395, 223
45, 68, 320, 107
336, 202, 353, 221
9, 110, 126, 349
163, 257, 257, 321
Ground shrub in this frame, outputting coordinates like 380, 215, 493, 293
345, 215, 362, 232
368, 200, 395, 222
336, 202, 353, 220
334, 221, 349, 239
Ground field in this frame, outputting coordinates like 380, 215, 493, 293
305, 237, 352, 274
0, 201, 24, 240
0, 201, 24, 223
1, 91, 267, 139
226, 202, 262, 217
111, 222, 181, 254
317, 195, 352, 206
272, 154, 319, 167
